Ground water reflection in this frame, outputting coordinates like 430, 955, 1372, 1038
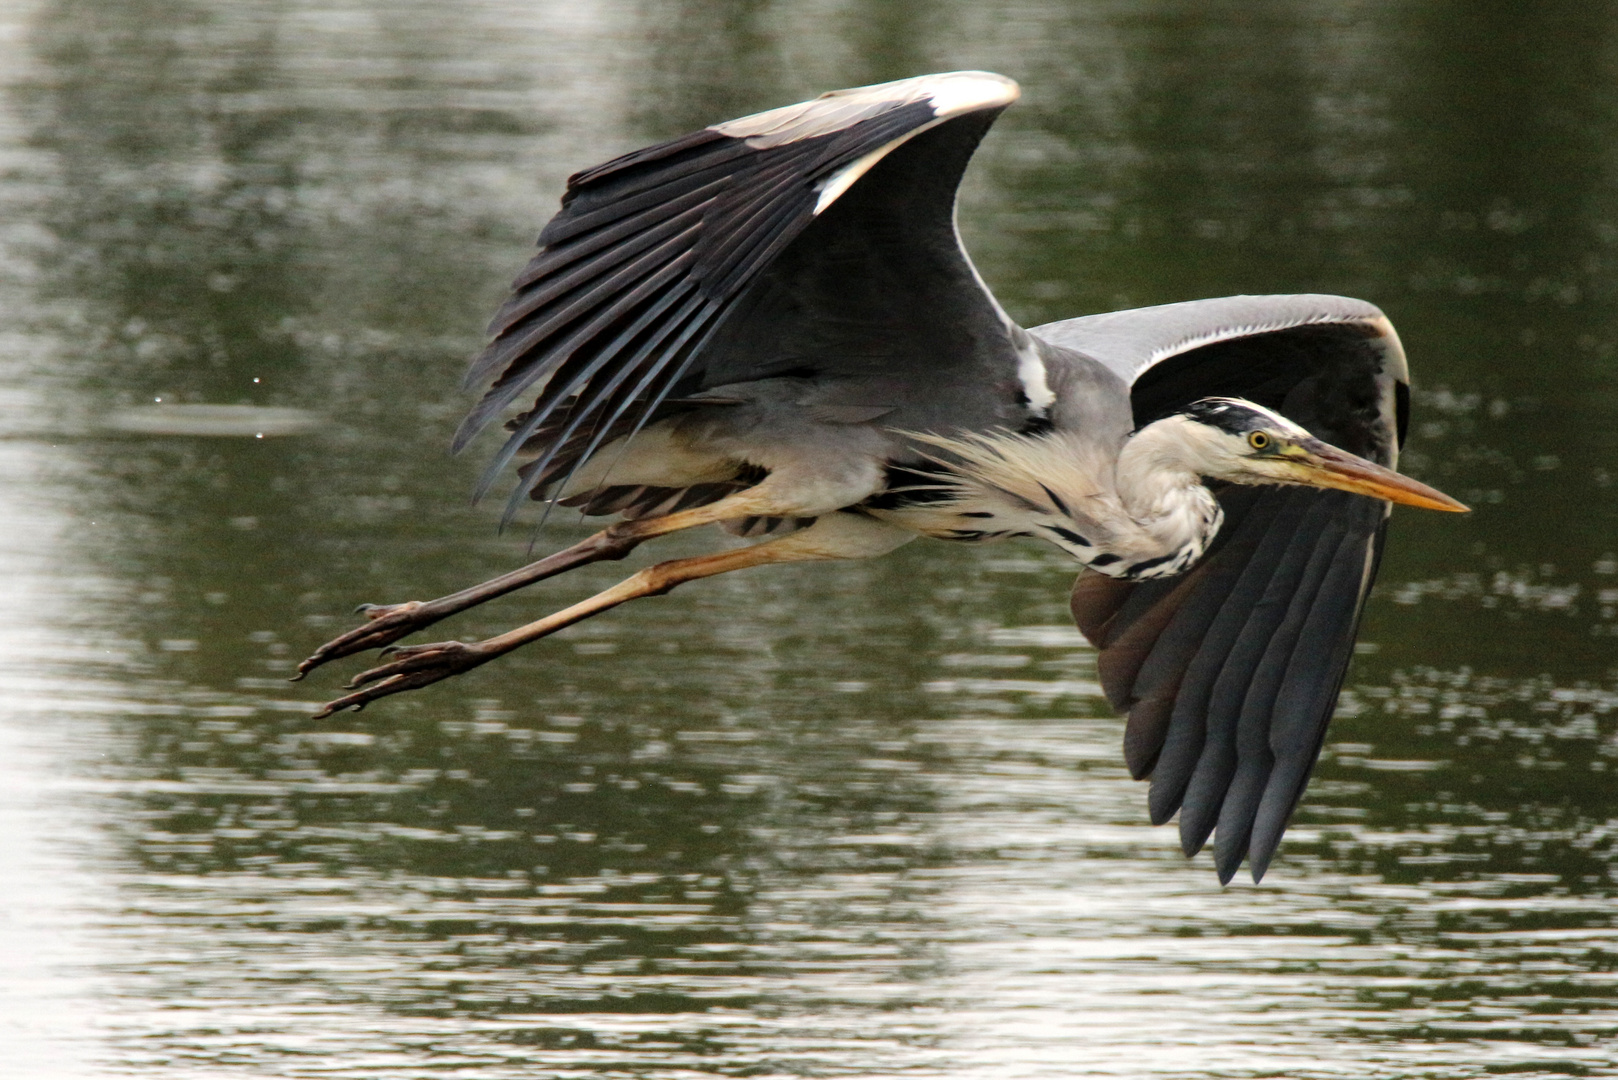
3, 0, 1616, 1076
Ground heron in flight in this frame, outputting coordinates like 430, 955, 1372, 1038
296, 71, 1466, 882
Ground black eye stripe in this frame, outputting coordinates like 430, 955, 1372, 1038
1183, 398, 1275, 435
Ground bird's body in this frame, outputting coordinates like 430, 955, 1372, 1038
297, 71, 1465, 883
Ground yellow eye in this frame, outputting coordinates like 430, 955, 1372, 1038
1248, 431, 1270, 451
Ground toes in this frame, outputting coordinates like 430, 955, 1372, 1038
344, 660, 401, 689
342, 641, 480, 689
311, 642, 488, 717
311, 676, 407, 718
298, 603, 439, 676
301, 615, 497, 716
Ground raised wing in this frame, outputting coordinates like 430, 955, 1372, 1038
1032, 296, 1409, 883
458, 71, 1028, 520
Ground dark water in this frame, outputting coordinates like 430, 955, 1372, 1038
2, 1, 1615, 1076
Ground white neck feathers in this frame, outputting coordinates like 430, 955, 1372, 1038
896, 421, 1224, 579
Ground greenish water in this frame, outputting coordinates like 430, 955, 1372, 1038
1, 1, 1614, 1077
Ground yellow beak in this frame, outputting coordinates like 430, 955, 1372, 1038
1291, 439, 1469, 512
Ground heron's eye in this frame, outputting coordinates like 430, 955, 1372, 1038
1248, 431, 1271, 451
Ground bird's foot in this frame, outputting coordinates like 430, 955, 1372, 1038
293, 600, 440, 680
310, 639, 496, 718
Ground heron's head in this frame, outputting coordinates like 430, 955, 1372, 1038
1165, 398, 1468, 512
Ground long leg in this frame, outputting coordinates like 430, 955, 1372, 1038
309, 514, 913, 718
295, 486, 820, 679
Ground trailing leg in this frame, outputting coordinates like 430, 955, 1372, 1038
294, 488, 819, 678
296, 523, 642, 679
310, 513, 912, 717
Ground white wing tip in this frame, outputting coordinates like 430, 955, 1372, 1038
712, 71, 1019, 146
916, 71, 1021, 118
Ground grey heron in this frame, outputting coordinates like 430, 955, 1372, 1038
295, 71, 1466, 883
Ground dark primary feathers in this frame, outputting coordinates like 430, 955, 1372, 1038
458, 71, 1028, 523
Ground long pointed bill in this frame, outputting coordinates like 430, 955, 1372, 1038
1292, 439, 1469, 512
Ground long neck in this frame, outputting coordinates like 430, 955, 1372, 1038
887, 424, 1225, 581
1115, 416, 1214, 522
1096, 417, 1224, 578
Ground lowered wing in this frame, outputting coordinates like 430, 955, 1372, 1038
458, 71, 1036, 521
1032, 295, 1409, 883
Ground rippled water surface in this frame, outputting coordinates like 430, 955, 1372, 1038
2, 1, 1616, 1077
